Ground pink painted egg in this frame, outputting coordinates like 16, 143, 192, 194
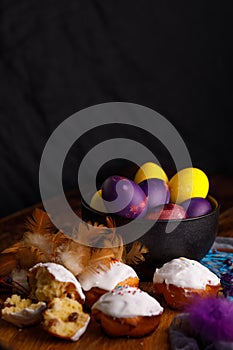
145, 203, 186, 220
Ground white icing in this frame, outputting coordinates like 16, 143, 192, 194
2, 302, 46, 327
92, 286, 163, 317
78, 260, 138, 291
71, 315, 90, 341
153, 257, 220, 289
30, 262, 85, 301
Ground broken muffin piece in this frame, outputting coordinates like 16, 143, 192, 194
28, 262, 85, 303
43, 297, 90, 341
1, 294, 46, 327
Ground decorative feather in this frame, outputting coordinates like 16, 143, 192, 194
186, 296, 233, 342
77, 258, 113, 280
71, 218, 124, 263
56, 249, 87, 276
0, 253, 18, 276
23, 232, 56, 260
0, 246, 45, 276
55, 233, 90, 276
123, 241, 149, 265
15, 246, 45, 269
24, 208, 57, 234
0, 208, 148, 280
71, 220, 114, 246
105, 216, 116, 229
1, 242, 22, 254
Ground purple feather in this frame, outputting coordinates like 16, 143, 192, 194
186, 297, 233, 342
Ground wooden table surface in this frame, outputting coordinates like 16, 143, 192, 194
0, 175, 233, 350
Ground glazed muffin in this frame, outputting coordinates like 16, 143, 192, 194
43, 297, 90, 341
1, 294, 46, 327
92, 285, 163, 337
78, 259, 139, 308
28, 262, 85, 303
153, 257, 220, 309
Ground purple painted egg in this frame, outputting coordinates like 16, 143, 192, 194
138, 178, 170, 209
101, 175, 147, 219
180, 197, 212, 218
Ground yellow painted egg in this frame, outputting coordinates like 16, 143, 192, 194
90, 189, 106, 212
134, 162, 168, 184
169, 167, 209, 203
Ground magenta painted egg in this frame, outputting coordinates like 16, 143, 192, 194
101, 175, 147, 219
145, 203, 186, 220
180, 197, 212, 218
138, 178, 170, 209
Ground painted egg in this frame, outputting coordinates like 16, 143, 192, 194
180, 197, 212, 218
138, 178, 170, 209
101, 175, 147, 219
134, 162, 168, 184
169, 167, 209, 203
145, 204, 186, 220
90, 190, 106, 212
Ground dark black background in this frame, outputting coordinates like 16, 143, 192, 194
0, 1, 232, 218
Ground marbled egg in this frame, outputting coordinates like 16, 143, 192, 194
101, 175, 147, 219
180, 197, 212, 218
145, 204, 186, 220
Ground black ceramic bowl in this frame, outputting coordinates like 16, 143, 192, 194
81, 195, 219, 280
